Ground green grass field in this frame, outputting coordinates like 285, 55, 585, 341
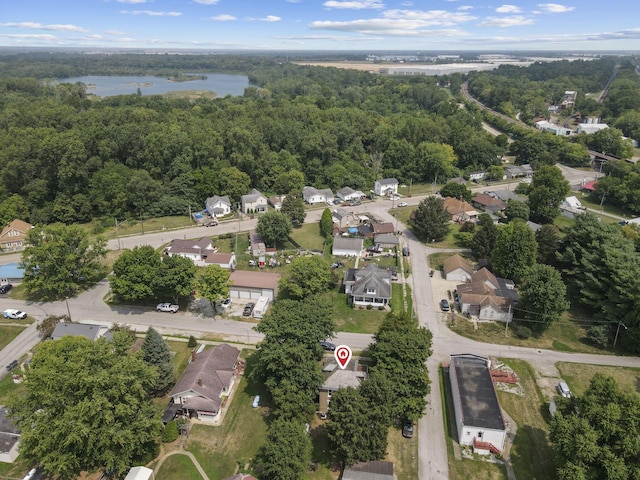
556, 362, 640, 396
290, 223, 326, 251
156, 453, 205, 480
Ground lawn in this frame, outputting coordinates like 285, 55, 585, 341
85, 215, 196, 241
0, 325, 27, 350
290, 223, 326, 252
450, 312, 610, 355
0, 365, 27, 405
185, 363, 268, 480
497, 359, 556, 480
387, 422, 419, 480
156, 453, 204, 480
329, 291, 387, 334
556, 362, 640, 396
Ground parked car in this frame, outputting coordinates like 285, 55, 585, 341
3, 309, 27, 319
320, 341, 336, 351
556, 381, 572, 398
402, 419, 414, 438
203, 220, 218, 227
397, 201, 408, 207
219, 298, 232, 311
156, 303, 179, 313
402, 246, 410, 256
243, 302, 255, 317
248, 259, 257, 267
5, 359, 18, 371
440, 299, 450, 312
0, 284, 12, 294
330, 261, 345, 269
252, 395, 260, 408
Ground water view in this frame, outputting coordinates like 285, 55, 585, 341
58, 73, 251, 97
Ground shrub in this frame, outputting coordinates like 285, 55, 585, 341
587, 325, 609, 348
512, 324, 532, 339
187, 336, 197, 348
162, 420, 179, 443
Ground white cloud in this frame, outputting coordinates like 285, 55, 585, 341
261, 15, 282, 22
0, 22, 87, 32
323, 0, 385, 9
273, 34, 383, 42
537, 3, 575, 13
460, 28, 640, 46
210, 14, 236, 21
1, 34, 57, 40
309, 19, 466, 36
458, 5, 473, 11
496, 5, 521, 13
383, 9, 476, 25
120, 10, 182, 16
105, 30, 126, 35
478, 15, 534, 27
193, 0, 220, 4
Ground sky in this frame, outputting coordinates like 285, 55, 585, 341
1, 0, 640, 52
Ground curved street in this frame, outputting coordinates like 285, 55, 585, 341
1, 193, 639, 480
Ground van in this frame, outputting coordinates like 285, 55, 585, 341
252, 296, 270, 319
402, 246, 410, 256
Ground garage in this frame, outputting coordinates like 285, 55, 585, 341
229, 270, 281, 302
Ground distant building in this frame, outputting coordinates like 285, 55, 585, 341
374, 178, 398, 196
535, 120, 573, 136
576, 117, 609, 135
0, 219, 33, 252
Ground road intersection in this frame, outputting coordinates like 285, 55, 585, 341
1, 185, 639, 480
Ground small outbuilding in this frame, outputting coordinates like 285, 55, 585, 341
123, 466, 155, 480
342, 460, 394, 480
229, 270, 280, 301
332, 236, 364, 257
443, 254, 473, 282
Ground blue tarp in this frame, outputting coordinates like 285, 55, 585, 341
348, 227, 358, 233
0, 263, 24, 279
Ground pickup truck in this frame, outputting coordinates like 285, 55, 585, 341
3, 309, 27, 319
156, 303, 179, 313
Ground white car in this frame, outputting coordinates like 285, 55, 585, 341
156, 303, 179, 313
3, 309, 27, 320
397, 201, 408, 207
219, 298, 232, 311
556, 381, 572, 398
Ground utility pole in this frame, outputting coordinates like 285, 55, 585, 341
408, 178, 412, 197
504, 304, 512, 337
140, 212, 144, 235
115, 218, 121, 250
65, 297, 72, 321
613, 320, 627, 347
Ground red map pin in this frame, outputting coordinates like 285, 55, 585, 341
334, 345, 352, 370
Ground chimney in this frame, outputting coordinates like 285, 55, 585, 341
191, 350, 196, 363
197, 378, 202, 387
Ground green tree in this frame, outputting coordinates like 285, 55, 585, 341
326, 387, 389, 467
194, 264, 230, 307
162, 421, 179, 443
280, 256, 332, 299
410, 196, 450, 243
439, 182, 472, 201
256, 417, 312, 480
527, 165, 570, 224
517, 264, 569, 333
110, 246, 161, 302
8, 335, 161, 479
490, 220, 537, 282
0, 194, 30, 227
470, 220, 498, 259
280, 194, 306, 226
319, 208, 334, 239
256, 211, 292, 248
141, 327, 175, 395
504, 199, 530, 222
536, 224, 561, 265
20, 223, 107, 300
550, 374, 640, 480
154, 254, 197, 303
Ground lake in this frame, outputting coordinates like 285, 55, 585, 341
58, 73, 251, 97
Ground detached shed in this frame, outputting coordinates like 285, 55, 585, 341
124, 466, 154, 480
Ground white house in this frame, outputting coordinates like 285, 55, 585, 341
343, 264, 392, 307
468, 171, 487, 181
241, 189, 268, 214
456, 268, 518, 323
576, 117, 608, 135
449, 354, 506, 455
443, 254, 473, 282
165, 238, 236, 269
374, 178, 399, 196
205, 195, 232, 216
332, 236, 364, 257
169, 344, 241, 424
336, 187, 365, 202
302, 186, 334, 204
562, 196, 583, 209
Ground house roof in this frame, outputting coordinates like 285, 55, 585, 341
229, 270, 281, 290
457, 267, 519, 307
166, 237, 212, 255
443, 197, 477, 217
443, 254, 473, 276
205, 195, 231, 208
347, 264, 391, 298
321, 360, 367, 390
376, 178, 398, 186
0, 262, 24, 279
563, 196, 583, 209
337, 186, 355, 197
170, 344, 240, 414
303, 186, 334, 198
204, 252, 234, 266
333, 236, 363, 253
487, 190, 521, 202
448, 177, 467, 185
374, 233, 399, 245
372, 222, 395, 234
332, 208, 349, 220
241, 188, 266, 205
51, 322, 110, 341
343, 461, 394, 480
0, 219, 32, 238
581, 180, 597, 191
268, 195, 284, 207
450, 354, 505, 431
472, 194, 506, 210
124, 466, 154, 480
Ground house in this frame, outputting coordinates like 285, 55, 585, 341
205, 195, 232, 217
560, 195, 586, 219
504, 164, 533, 179
332, 236, 364, 257
576, 117, 609, 135
373, 233, 399, 248
229, 270, 280, 301
449, 354, 506, 455
374, 178, 398, 196
241, 189, 268, 214
456, 268, 518, 323
471, 194, 506, 213
562, 196, 583, 209
124, 466, 155, 480
0, 263, 24, 286
468, 170, 487, 181
332, 208, 361, 228
318, 357, 368, 412
443, 197, 479, 223
0, 219, 33, 252
169, 344, 241, 423
535, 120, 573, 136
0, 407, 20, 463
165, 238, 236, 269
268, 195, 284, 211
302, 186, 334, 204
342, 461, 394, 480
337, 186, 365, 202
372, 222, 395, 235
561, 90, 577, 110
486, 190, 522, 203
443, 254, 473, 282
343, 264, 392, 307
51, 322, 111, 342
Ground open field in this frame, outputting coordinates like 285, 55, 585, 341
156, 454, 203, 480
556, 362, 640, 396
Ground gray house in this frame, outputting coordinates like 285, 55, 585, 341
205, 195, 232, 216
51, 322, 111, 342
343, 264, 392, 307
342, 461, 394, 480
241, 189, 268, 214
